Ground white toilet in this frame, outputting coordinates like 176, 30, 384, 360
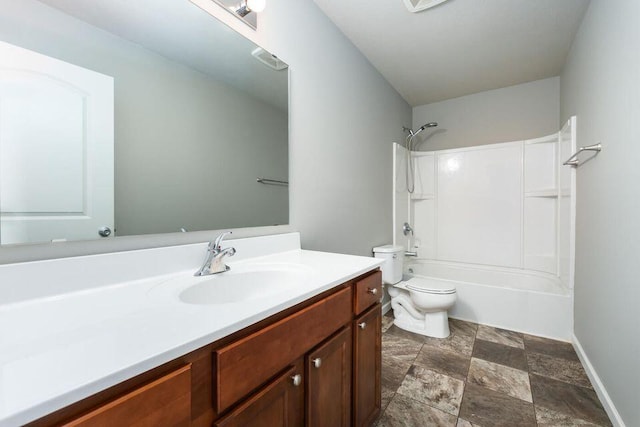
373, 245, 457, 338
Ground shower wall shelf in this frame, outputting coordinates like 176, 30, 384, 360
410, 193, 434, 201
525, 135, 558, 145
524, 189, 559, 198
524, 189, 571, 198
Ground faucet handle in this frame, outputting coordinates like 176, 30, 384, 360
213, 231, 233, 249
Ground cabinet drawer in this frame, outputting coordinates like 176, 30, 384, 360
214, 361, 303, 427
63, 365, 191, 427
213, 286, 352, 413
353, 271, 382, 315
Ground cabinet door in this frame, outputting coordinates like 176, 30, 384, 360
214, 361, 304, 427
306, 327, 352, 427
353, 304, 382, 427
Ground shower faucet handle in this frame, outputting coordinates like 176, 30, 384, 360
403, 222, 414, 236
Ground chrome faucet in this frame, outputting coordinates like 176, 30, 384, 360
194, 231, 236, 276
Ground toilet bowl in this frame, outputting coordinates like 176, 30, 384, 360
390, 278, 457, 338
373, 245, 457, 338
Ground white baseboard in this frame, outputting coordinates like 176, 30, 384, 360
382, 300, 391, 315
572, 334, 626, 427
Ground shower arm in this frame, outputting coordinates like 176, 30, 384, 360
403, 122, 438, 137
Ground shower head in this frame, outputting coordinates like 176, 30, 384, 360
405, 121, 438, 193
414, 122, 438, 134
416, 122, 438, 133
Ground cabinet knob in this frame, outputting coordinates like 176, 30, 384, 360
312, 358, 322, 368
290, 374, 302, 387
358, 322, 367, 329
367, 287, 378, 295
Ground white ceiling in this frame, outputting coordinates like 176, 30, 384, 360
37, 0, 288, 111
313, 0, 590, 106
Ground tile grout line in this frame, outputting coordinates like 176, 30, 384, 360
524, 336, 541, 426
391, 390, 461, 420
525, 349, 597, 391
383, 321, 477, 424
524, 335, 605, 427
378, 325, 422, 425
457, 324, 479, 426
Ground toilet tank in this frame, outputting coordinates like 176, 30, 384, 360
372, 245, 404, 285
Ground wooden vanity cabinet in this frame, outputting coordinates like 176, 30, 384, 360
31, 269, 382, 427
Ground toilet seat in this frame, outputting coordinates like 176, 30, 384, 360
405, 278, 456, 295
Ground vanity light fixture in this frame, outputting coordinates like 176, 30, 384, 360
251, 47, 288, 71
206, 0, 266, 29
236, 0, 266, 17
403, 0, 450, 13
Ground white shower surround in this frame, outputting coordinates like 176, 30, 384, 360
392, 117, 576, 340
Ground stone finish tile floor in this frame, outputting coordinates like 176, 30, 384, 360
377, 313, 612, 427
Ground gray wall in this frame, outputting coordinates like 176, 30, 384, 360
0, 0, 288, 237
0, 0, 411, 263
255, 0, 411, 256
560, 1, 640, 425
412, 77, 560, 151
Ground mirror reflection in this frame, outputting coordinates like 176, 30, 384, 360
0, 0, 289, 245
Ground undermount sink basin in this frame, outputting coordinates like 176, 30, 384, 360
149, 263, 313, 305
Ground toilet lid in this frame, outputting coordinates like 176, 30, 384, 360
405, 277, 456, 294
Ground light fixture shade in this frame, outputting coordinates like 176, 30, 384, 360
403, 0, 450, 13
247, 0, 266, 13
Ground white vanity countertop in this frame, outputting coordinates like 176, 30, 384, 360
0, 233, 383, 426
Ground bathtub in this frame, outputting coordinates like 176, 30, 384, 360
391, 259, 573, 340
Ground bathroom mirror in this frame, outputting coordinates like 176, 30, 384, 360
0, 0, 289, 245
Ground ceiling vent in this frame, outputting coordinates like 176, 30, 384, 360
403, 0, 450, 13
251, 47, 288, 71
